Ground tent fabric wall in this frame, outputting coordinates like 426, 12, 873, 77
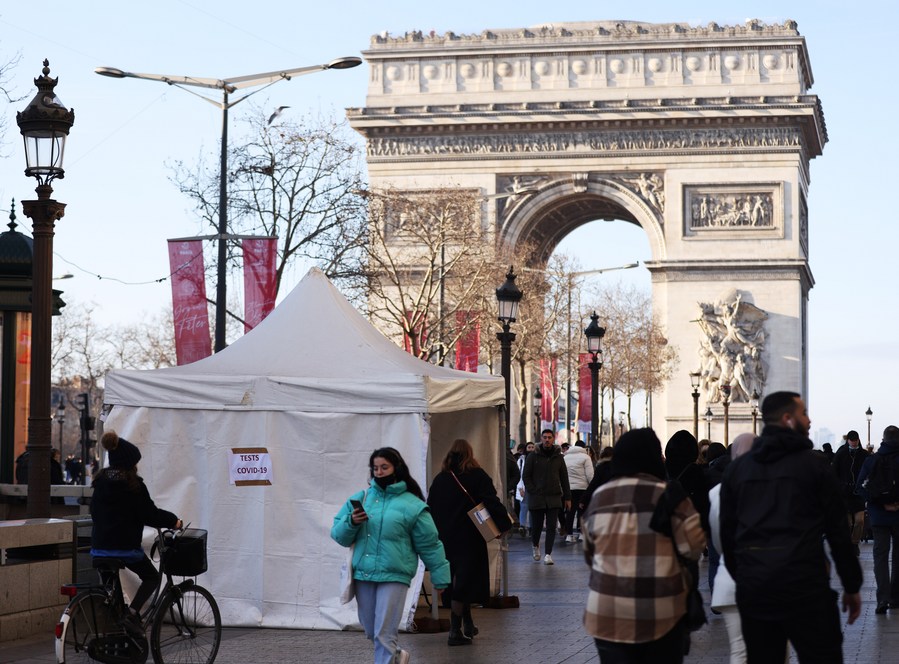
103, 269, 505, 629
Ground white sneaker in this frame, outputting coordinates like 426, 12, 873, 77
544, 554, 554, 565
396, 647, 411, 664
532, 546, 541, 561
565, 535, 575, 543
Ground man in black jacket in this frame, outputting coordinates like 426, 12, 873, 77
523, 429, 570, 565
832, 429, 870, 555
720, 391, 862, 664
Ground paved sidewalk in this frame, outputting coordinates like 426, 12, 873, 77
3, 536, 897, 663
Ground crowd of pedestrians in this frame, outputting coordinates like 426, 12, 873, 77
328, 387, 899, 664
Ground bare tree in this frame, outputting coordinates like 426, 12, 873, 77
363, 187, 498, 364
170, 108, 369, 317
0, 49, 23, 155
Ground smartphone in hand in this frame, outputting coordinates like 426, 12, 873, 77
350, 499, 364, 512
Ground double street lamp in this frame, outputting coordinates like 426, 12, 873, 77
16, 60, 75, 517
583, 312, 605, 454
96, 57, 361, 352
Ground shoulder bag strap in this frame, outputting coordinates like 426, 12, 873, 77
449, 470, 479, 507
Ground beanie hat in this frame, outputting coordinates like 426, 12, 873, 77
101, 431, 142, 469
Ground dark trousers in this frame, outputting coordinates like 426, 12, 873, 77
873, 523, 899, 606
99, 554, 161, 614
529, 508, 559, 555
594, 619, 685, 663
740, 594, 843, 664
564, 489, 586, 535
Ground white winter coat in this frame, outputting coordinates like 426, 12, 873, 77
708, 483, 737, 609
563, 445, 594, 490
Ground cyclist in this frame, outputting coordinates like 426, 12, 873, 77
90, 431, 182, 626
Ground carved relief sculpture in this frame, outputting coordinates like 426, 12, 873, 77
696, 289, 768, 403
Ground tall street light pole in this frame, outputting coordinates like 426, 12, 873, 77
533, 387, 542, 441
721, 384, 731, 445
584, 312, 606, 456
705, 407, 714, 441
689, 371, 701, 441
17, 60, 75, 518
494, 267, 522, 609
866, 406, 873, 450
750, 390, 760, 435
96, 57, 361, 352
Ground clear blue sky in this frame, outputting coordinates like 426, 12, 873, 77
0, 1, 895, 443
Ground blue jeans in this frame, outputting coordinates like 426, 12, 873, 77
355, 581, 408, 664
873, 523, 899, 606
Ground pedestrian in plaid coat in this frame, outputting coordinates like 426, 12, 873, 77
582, 428, 706, 663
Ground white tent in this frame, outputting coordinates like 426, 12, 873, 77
103, 268, 505, 629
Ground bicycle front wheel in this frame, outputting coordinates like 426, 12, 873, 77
150, 584, 221, 664
59, 590, 124, 664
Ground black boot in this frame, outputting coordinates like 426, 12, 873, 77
462, 605, 479, 638
447, 612, 472, 646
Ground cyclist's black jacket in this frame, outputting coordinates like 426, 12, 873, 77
91, 468, 179, 551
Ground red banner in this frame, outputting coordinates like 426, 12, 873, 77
403, 310, 428, 359
454, 311, 479, 372
540, 358, 558, 426
242, 238, 278, 333
168, 240, 211, 365
578, 353, 592, 424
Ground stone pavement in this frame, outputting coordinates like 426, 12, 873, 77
3, 535, 898, 664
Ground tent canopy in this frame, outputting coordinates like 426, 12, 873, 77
103, 269, 506, 630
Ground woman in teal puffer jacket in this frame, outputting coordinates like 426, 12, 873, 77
332, 447, 450, 664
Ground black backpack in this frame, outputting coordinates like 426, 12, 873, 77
863, 455, 899, 506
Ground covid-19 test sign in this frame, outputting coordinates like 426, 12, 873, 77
228, 447, 273, 486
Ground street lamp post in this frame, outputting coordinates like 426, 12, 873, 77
866, 406, 873, 450
17, 60, 74, 518
494, 267, 522, 608
689, 371, 701, 441
96, 57, 361, 352
584, 312, 606, 456
532, 387, 542, 441
618, 411, 626, 441
750, 390, 760, 435
721, 384, 732, 445
705, 407, 714, 441
55, 401, 65, 461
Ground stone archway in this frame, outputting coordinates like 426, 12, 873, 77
349, 19, 823, 442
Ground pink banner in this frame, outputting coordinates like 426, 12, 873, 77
242, 238, 278, 333
168, 240, 212, 365
454, 311, 480, 372
540, 358, 558, 425
578, 353, 592, 424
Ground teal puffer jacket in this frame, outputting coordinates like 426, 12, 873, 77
331, 480, 450, 588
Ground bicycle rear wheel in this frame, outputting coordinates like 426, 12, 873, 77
150, 584, 221, 664
59, 590, 128, 664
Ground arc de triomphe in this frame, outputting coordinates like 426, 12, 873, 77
348, 19, 824, 442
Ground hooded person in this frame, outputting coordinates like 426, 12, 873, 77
665, 430, 711, 533
563, 438, 595, 542
90, 431, 182, 619
582, 428, 706, 663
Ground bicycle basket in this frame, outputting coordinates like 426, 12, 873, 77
163, 528, 208, 576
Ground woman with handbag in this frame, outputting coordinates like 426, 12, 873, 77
331, 447, 450, 664
582, 428, 706, 664
427, 439, 512, 646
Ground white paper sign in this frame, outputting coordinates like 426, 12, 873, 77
229, 447, 273, 486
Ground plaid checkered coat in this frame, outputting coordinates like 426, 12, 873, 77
582, 474, 706, 643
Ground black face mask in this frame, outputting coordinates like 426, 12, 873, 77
374, 474, 396, 489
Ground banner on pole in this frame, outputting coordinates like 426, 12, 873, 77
539, 358, 558, 427
168, 240, 211, 365
242, 238, 278, 333
454, 311, 480, 372
578, 353, 592, 423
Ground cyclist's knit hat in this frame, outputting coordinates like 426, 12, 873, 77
101, 431, 142, 469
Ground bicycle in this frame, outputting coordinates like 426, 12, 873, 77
55, 526, 222, 664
